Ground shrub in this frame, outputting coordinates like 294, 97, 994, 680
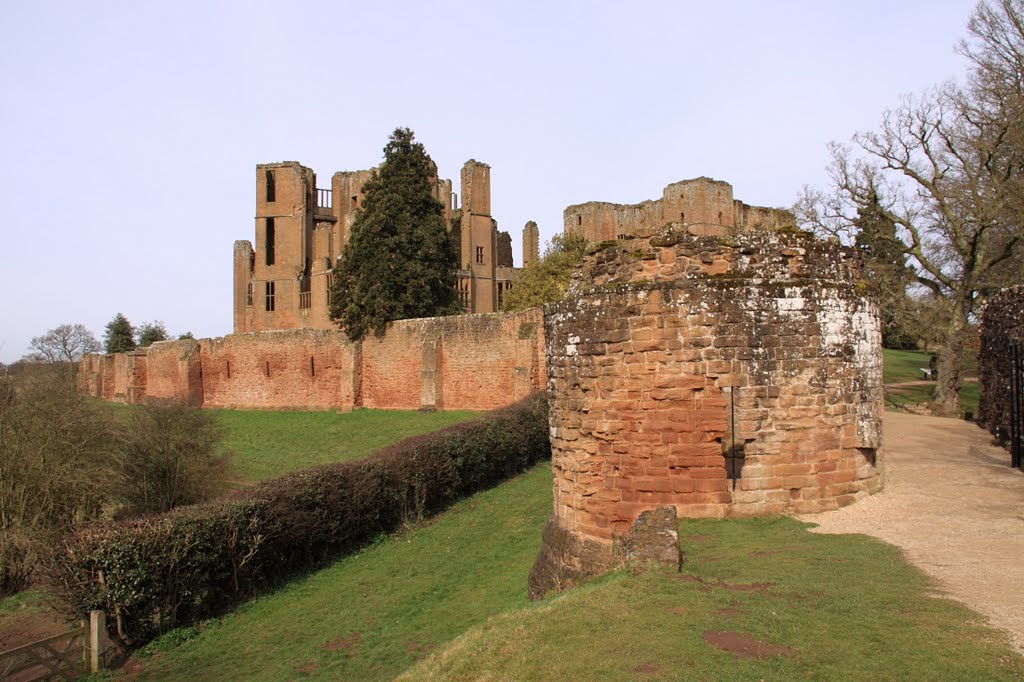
0, 531, 37, 597
0, 367, 119, 596
46, 393, 550, 645
116, 402, 233, 516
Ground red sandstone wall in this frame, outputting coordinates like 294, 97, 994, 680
361, 323, 428, 410
200, 330, 356, 411
145, 340, 203, 406
78, 310, 547, 412
439, 312, 543, 410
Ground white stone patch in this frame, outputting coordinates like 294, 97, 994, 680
775, 296, 806, 312
566, 333, 580, 357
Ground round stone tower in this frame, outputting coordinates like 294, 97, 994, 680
529, 223, 883, 598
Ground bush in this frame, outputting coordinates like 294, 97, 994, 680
0, 366, 118, 596
116, 403, 232, 516
46, 393, 550, 645
0, 531, 37, 597
0, 367, 233, 597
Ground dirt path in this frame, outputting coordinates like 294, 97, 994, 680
800, 411, 1024, 652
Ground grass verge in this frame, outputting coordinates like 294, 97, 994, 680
121, 462, 553, 681
121, 468, 1023, 681
404, 517, 1024, 681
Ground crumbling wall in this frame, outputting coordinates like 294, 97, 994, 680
78, 310, 547, 412
144, 339, 204, 406
530, 224, 883, 598
978, 286, 1024, 445
563, 177, 793, 243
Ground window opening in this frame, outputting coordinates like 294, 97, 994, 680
226, 360, 231, 378
265, 361, 270, 377
246, 282, 254, 307
265, 281, 275, 311
265, 218, 276, 266
476, 246, 484, 264
310, 356, 315, 377
266, 170, 275, 202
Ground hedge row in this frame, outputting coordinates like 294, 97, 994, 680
47, 393, 549, 644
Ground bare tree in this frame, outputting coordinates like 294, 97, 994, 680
26, 323, 102, 365
798, 2, 1024, 416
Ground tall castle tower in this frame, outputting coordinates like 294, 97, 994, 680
233, 158, 519, 334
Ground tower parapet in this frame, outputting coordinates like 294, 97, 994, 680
563, 177, 793, 243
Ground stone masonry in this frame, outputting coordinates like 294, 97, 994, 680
529, 200, 883, 598
80, 310, 546, 413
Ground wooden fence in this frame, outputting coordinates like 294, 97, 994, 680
0, 611, 107, 681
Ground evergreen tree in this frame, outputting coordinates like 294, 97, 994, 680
136, 321, 169, 348
853, 193, 917, 349
329, 128, 460, 341
104, 313, 136, 354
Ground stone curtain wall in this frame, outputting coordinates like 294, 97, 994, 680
530, 226, 883, 597
201, 330, 357, 410
978, 286, 1024, 444
78, 310, 545, 412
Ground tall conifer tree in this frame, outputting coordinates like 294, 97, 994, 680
103, 313, 136, 354
329, 128, 459, 341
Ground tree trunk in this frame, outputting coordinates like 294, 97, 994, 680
935, 301, 970, 417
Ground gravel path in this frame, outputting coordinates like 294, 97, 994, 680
799, 411, 1024, 653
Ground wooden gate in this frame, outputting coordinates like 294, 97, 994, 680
0, 628, 83, 681
0, 611, 107, 681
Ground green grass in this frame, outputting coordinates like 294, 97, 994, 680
120, 465, 1023, 681
124, 463, 554, 681
883, 349, 980, 416
0, 589, 45, 618
212, 408, 478, 483
405, 518, 1023, 681
97, 403, 479, 483
883, 348, 933, 384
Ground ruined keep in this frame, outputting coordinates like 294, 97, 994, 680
233, 159, 541, 334
564, 176, 793, 244
529, 181, 883, 598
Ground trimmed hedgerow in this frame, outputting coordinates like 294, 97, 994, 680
46, 393, 549, 645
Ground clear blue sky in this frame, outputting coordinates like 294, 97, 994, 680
0, 1, 975, 362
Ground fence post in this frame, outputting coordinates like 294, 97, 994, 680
87, 610, 107, 673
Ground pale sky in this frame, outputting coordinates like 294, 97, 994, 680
0, 1, 976, 362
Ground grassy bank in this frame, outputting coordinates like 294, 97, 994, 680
124, 465, 1023, 681
123, 463, 553, 680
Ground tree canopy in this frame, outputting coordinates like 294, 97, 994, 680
104, 313, 136, 354
137, 321, 169, 348
329, 128, 460, 341
26, 323, 101, 364
796, 0, 1024, 415
502, 232, 588, 311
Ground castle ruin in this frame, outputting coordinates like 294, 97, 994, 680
564, 176, 793, 243
233, 159, 541, 334
529, 180, 883, 598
